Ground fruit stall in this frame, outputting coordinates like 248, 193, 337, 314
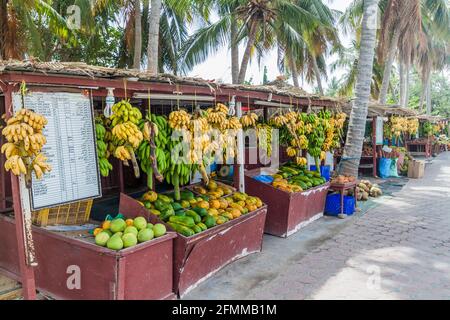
338, 103, 419, 178
0, 61, 342, 299
406, 115, 448, 158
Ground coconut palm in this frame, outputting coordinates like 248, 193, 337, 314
0, 0, 72, 60
133, 0, 142, 69
340, 0, 380, 177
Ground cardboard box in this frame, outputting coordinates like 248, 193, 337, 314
408, 160, 425, 179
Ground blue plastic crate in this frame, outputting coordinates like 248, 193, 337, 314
253, 175, 274, 184
310, 165, 331, 182
324, 194, 355, 216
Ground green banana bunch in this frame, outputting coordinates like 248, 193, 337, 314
95, 118, 113, 177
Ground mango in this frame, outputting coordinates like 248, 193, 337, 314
95, 231, 110, 247
133, 216, 147, 231
124, 225, 138, 236
142, 191, 158, 202
122, 233, 138, 248
110, 218, 126, 233
153, 223, 166, 237
138, 228, 154, 243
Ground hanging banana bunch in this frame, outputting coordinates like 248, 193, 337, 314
240, 112, 259, 128
110, 100, 143, 178
1, 109, 51, 186
95, 117, 113, 177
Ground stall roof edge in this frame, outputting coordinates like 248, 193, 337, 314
0, 60, 348, 107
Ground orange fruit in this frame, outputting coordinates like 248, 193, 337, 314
210, 199, 221, 209
125, 219, 134, 227
102, 220, 111, 230
93, 227, 103, 236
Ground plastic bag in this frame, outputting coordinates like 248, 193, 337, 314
378, 158, 392, 179
390, 158, 400, 178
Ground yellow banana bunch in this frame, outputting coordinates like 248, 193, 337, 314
285, 111, 299, 122
207, 111, 227, 126
270, 115, 289, 127
112, 122, 143, 149
189, 117, 210, 132
114, 146, 132, 161
227, 117, 242, 130
286, 146, 297, 157
407, 119, 419, 135
168, 110, 191, 130
240, 113, 258, 128
296, 157, 308, 166
390, 116, 408, 137
215, 103, 229, 114
1, 109, 51, 179
110, 100, 142, 126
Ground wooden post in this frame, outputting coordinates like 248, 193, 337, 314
372, 117, 377, 178
119, 161, 125, 193
236, 101, 245, 193
3, 85, 37, 300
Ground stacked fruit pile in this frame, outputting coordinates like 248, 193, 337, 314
1, 109, 51, 181
270, 164, 327, 193
93, 216, 166, 250
139, 182, 263, 237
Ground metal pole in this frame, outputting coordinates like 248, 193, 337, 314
372, 117, 377, 178
236, 101, 245, 193
4, 85, 37, 300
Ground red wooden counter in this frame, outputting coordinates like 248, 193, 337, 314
119, 193, 267, 298
0, 212, 176, 300
245, 168, 329, 237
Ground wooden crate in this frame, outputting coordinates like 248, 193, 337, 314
32, 200, 93, 226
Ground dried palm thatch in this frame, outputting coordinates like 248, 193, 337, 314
342, 100, 419, 118
0, 59, 344, 106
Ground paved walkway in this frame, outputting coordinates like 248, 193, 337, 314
185, 152, 450, 300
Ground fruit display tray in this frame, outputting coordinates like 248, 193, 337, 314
0, 213, 176, 300
119, 193, 267, 298
245, 168, 330, 238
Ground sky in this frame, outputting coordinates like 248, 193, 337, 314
187, 0, 354, 92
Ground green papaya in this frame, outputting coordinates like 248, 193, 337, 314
192, 225, 202, 234
171, 202, 183, 211
196, 222, 207, 231
158, 194, 173, 204
159, 207, 175, 221
154, 199, 170, 211
185, 210, 201, 223
167, 222, 195, 237
202, 214, 216, 228
180, 190, 195, 201
168, 215, 195, 228
193, 207, 208, 217
175, 209, 186, 216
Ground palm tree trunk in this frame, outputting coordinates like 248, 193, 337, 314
231, 17, 239, 84
379, 27, 400, 104
426, 74, 432, 115
340, 0, 380, 177
237, 20, 258, 84
147, 0, 162, 73
133, 0, 142, 70
0, 0, 8, 60
399, 61, 405, 106
312, 55, 324, 95
289, 54, 299, 88
419, 74, 427, 112
404, 61, 411, 107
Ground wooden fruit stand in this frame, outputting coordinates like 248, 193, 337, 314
119, 193, 267, 297
244, 168, 329, 237
0, 61, 342, 300
0, 213, 176, 300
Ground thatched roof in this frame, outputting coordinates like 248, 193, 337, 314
0, 60, 343, 105
342, 101, 419, 118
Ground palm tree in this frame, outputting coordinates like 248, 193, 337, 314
0, 0, 71, 60
133, 0, 142, 69
147, 0, 162, 73
340, 0, 380, 177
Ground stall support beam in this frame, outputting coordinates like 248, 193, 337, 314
236, 101, 245, 193
119, 162, 125, 193
4, 85, 37, 300
0, 138, 5, 211
372, 116, 377, 178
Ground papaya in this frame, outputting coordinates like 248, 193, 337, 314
202, 214, 216, 228
171, 202, 183, 211
154, 199, 170, 211
192, 225, 202, 234
167, 222, 195, 237
149, 209, 161, 216
185, 210, 201, 223
193, 207, 208, 217
180, 190, 195, 201
168, 215, 195, 228
159, 207, 175, 221
196, 222, 207, 231
215, 216, 228, 225
175, 210, 186, 216
221, 211, 233, 220
142, 191, 158, 202
158, 194, 173, 203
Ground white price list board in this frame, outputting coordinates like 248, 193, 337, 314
12, 92, 102, 210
